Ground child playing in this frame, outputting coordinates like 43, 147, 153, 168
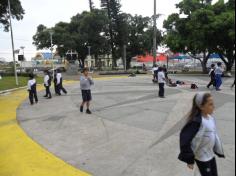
215, 62, 224, 91
43, 70, 52, 99
158, 67, 166, 98
80, 68, 94, 114
207, 64, 216, 89
179, 92, 225, 176
27, 73, 38, 105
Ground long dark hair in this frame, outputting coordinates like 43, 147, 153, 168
187, 93, 212, 122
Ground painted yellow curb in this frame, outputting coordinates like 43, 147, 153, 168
0, 85, 91, 176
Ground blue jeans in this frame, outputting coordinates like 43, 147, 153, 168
215, 74, 222, 90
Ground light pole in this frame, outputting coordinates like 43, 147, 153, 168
153, 0, 157, 66
49, 30, 54, 78
8, 0, 19, 85
123, 45, 127, 71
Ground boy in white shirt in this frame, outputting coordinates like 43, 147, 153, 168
158, 67, 166, 98
27, 73, 38, 105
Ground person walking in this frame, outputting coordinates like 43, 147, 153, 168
215, 62, 224, 91
56, 70, 67, 95
178, 92, 225, 176
80, 68, 94, 114
43, 70, 52, 99
207, 64, 216, 89
158, 67, 166, 98
27, 73, 38, 105
152, 64, 159, 83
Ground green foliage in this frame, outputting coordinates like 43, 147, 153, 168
0, 0, 24, 31
33, 7, 161, 69
164, 0, 235, 72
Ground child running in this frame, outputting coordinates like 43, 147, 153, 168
80, 68, 94, 114
178, 92, 225, 176
27, 73, 38, 105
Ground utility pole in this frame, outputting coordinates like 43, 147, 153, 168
8, 0, 19, 85
123, 45, 127, 71
49, 30, 54, 79
153, 0, 157, 66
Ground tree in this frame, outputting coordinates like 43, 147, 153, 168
211, 0, 235, 72
89, 0, 94, 12
33, 9, 109, 67
0, 0, 25, 31
164, 0, 235, 73
123, 14, 162, 68
101, 0, 122, 67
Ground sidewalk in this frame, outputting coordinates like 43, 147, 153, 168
16, 76, 235, 176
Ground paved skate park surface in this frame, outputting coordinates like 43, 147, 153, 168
16, 75, 235, 176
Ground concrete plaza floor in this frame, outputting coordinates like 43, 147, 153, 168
17, 75, 235, 176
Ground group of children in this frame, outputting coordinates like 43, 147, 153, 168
207, 62, 224, 91
27, 68, 94, 115
152, 64, 168, 98
27, 70, 67, 105
27, 65, 228, 176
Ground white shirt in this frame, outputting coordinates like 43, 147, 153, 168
27, 79, 36, 90
44, 75, 50, 86
195, 115, 217, 162
215, 66, 223, 75
152, 67, 158, 74
56, 73, 62, 85
158, 71, 166, 83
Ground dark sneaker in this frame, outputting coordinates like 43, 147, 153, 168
43, 95, 48, 98
86, 109, 92, 114
80, 106, 84, 113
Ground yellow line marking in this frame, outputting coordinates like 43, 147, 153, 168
0, 86, 91, 176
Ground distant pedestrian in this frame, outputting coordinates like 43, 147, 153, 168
27, 73, 38, 105
179, 92, 225, 176
215, 62, 224, 91
158, 67, 166, 98
152, 64, 159, 83
56, 70, 67, 95
207, 64, 216, 89
43, 70, 52, 99
163, 65, 168, 80
80, 68, 94, 114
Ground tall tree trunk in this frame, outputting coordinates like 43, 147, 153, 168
104, 0, 116, 69
89, 0, 93, 12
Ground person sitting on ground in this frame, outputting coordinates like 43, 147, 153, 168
80, 68, 94, 114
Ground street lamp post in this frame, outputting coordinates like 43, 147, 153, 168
8, 0, 18, 85
153, 0, 157, 66
49, 30, 54, 79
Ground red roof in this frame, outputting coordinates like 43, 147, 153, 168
136, 54, 167, 62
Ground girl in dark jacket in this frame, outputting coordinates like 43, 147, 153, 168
179, 92, 225, 176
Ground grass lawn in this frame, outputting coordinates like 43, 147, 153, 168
0, 76, 43, 91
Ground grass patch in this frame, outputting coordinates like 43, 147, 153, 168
0, 76, 43, 91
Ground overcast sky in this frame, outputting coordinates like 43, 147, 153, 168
0, 0, 219, 61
